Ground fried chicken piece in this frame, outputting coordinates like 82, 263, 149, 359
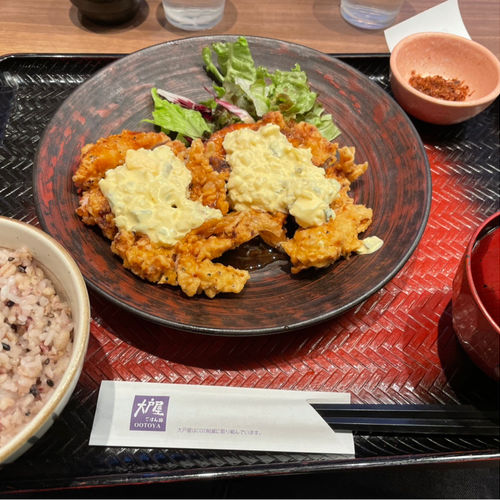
204, 111, 372, 277
281, 200, 373, 274
174, 210, 287, 297
261, 112, 339, 168
205, 111, 343, 172
73, 113, 375, 297
266, 114, 367, 184
326, 145, 368, 185
273, 127, 371, 275
75, 186, 117, 240
72, 130, 180, 190
74, 131, 187, 241
111, 230, 178, 286
184, 138, 230, 214
73, 130, 271, 297
179, 210, 287, 260
176, 255, 250, 298
110, 210, 286, 297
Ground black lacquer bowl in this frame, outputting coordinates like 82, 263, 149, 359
34, 35, 431, 335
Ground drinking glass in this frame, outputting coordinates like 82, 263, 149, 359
340, 0, 404, 30
162, 0, 226, 31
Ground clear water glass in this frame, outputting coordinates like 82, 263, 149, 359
162, 0, 225, 31
340, 0, 404, 30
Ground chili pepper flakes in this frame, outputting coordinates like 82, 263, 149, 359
409, 71, 471, 101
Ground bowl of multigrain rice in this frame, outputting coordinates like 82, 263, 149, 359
0, 217, 90, 464
390, 32, 500, 125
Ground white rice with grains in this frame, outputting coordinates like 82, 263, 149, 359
0, 246, 74, 447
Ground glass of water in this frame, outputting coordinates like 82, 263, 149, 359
162, 0, 226, 30
340, 0, 404, 30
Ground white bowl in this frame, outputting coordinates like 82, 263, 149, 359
0, 217, 90, 464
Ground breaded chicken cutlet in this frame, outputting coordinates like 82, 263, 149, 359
73, 112, 372, 297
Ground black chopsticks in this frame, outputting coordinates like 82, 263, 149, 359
311, 404, 500, 436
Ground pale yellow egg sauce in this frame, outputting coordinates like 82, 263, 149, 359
99, 127, 383, 256
356, 235, 384, 255
223, 124, 341, 228
99, 145, 222, 246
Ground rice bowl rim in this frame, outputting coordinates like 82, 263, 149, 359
0, 216, 90, 464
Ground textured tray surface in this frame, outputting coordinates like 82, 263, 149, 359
0, 54, 498, 492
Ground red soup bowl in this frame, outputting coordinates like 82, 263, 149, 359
452, 212, 500, 381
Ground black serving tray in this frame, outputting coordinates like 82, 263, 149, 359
0, 53, 498, 495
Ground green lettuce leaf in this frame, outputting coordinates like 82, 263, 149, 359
268, 64, 316, 116
203, 37, 269, 118
203, 37, 257, 84
202, 37, 341, 140
298, 102, 341, 141
144, 88, 212, 140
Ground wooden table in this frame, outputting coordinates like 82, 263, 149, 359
1, 0, 499, 58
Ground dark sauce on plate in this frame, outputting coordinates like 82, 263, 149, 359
217, 239, 287, 271
217, 215, 297, 271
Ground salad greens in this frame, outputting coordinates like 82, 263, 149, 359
148, 36, 340, 142
143, 88, 212, 141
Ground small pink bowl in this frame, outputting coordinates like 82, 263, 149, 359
390, 32, 500, 125
452, 212, 500, 381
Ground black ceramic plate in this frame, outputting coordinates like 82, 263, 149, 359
34, 35, 431, 335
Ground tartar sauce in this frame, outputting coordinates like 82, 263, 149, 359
223, 124, 341, 228
99, 145, 222, 246
356, 236, 384, 255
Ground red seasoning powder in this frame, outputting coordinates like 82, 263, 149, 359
409, 70, 471, 101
